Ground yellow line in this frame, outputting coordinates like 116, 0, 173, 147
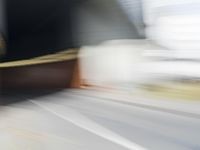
0, 49, 78, 68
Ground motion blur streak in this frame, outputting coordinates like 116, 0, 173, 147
1, 0, 200, 150
1, 90, 200, 150
30, 100, 148, 150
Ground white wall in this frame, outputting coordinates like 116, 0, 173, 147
79, 40, 160, 86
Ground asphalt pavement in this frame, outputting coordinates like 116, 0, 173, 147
0, 89, 200, 150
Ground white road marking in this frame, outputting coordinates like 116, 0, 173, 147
30, 100, 148, 150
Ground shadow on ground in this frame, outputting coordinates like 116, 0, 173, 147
0, 88, 64, 105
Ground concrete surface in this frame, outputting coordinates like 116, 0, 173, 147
0, 89, 200, 150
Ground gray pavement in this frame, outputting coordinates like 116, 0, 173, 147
0, 90, 200, 150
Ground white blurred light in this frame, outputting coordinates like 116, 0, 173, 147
143, 0, 200, 59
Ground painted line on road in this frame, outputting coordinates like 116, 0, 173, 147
30, 99, 148, 150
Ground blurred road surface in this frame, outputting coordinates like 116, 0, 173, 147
0, 90, 200, 150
